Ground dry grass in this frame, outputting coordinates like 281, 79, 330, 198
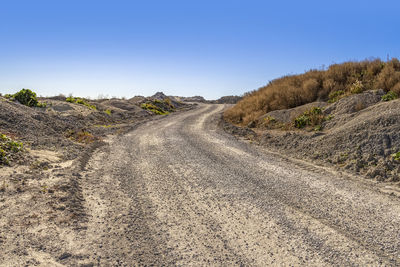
66, 129, 98, 144
225, 58, 400, 125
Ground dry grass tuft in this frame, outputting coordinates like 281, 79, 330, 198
225, 58, 400, 125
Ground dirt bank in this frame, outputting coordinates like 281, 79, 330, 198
223, 90, 400, 183
0, 91, 192, 265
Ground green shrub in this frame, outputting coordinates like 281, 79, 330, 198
392, 152, 400, 161
8, 89, 46, 108
294, 115, 310, 128
104, 109, 112, 115
263, 115, 276, 123
309, 107, 322, 115
381, 91, 398, 101
328, 90, 345, 103
294, 107, 325, 129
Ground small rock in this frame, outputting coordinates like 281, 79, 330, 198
59, 252, 72, 260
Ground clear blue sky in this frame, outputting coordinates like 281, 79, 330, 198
1, 0, 399, 99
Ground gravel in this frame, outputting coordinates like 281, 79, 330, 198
62, 104, 400, 265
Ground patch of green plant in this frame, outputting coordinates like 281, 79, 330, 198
314, 125, 322, 131
66, 96, 96, 110
141, 103, 169, 115
264, 115, 276, 123
294, 107, 325, 129
0, 148, 7, 165
324, 114, 334, 121
6, 89, 47, 108
381, 91, 398, 101
392, 151, 400, 161
294, 115, 310, 128
0, 133, 24, 165
104, 109, 112, 115
328, 90, 345, 103
310, 107, 322, 114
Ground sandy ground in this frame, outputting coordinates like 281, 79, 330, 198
1, 104, 400, 266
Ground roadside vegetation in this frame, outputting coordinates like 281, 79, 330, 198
225, 58, 400, 125
223, 58, 400, 182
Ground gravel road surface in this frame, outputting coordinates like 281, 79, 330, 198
80, 104, 400, 266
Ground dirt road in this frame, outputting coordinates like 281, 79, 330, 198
78, 104, 400, 266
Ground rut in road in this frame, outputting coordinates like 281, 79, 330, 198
82, 104, 400, 266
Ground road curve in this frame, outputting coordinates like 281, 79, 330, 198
84, 104, 400, 266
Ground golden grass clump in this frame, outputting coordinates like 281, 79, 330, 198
225, 58, 400, 126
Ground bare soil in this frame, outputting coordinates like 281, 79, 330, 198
0, 93, 193, 266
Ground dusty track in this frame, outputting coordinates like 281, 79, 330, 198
78, 104, 400, 266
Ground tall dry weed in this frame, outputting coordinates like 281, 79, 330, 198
225, 58, 400, 125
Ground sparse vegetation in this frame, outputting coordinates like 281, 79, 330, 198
0, 133, 23, 165
263, 115, 276, 124
104, 109, 112, 115
141, 103, 169, 115
349, 80, 364, 94
392, 152, 400, 161
314, 125, 322, 131
66, 129, 98, 144
141, 99, 176, 115
328, 90, 345, 103
294, 107, 325, 129
5, 89, 47, 108
225, 58, 400, 125
66, 96, 97, 110
381, 91, 398, 101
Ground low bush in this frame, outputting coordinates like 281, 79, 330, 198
294, 107, 325, 129
392, 152, 400, 161
328, 90, 345, 103
6, 89, 46, 108
381, 91, 398, 101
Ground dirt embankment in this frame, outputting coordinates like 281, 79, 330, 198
223, 90, 400, 183
0, 91, 192, 265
